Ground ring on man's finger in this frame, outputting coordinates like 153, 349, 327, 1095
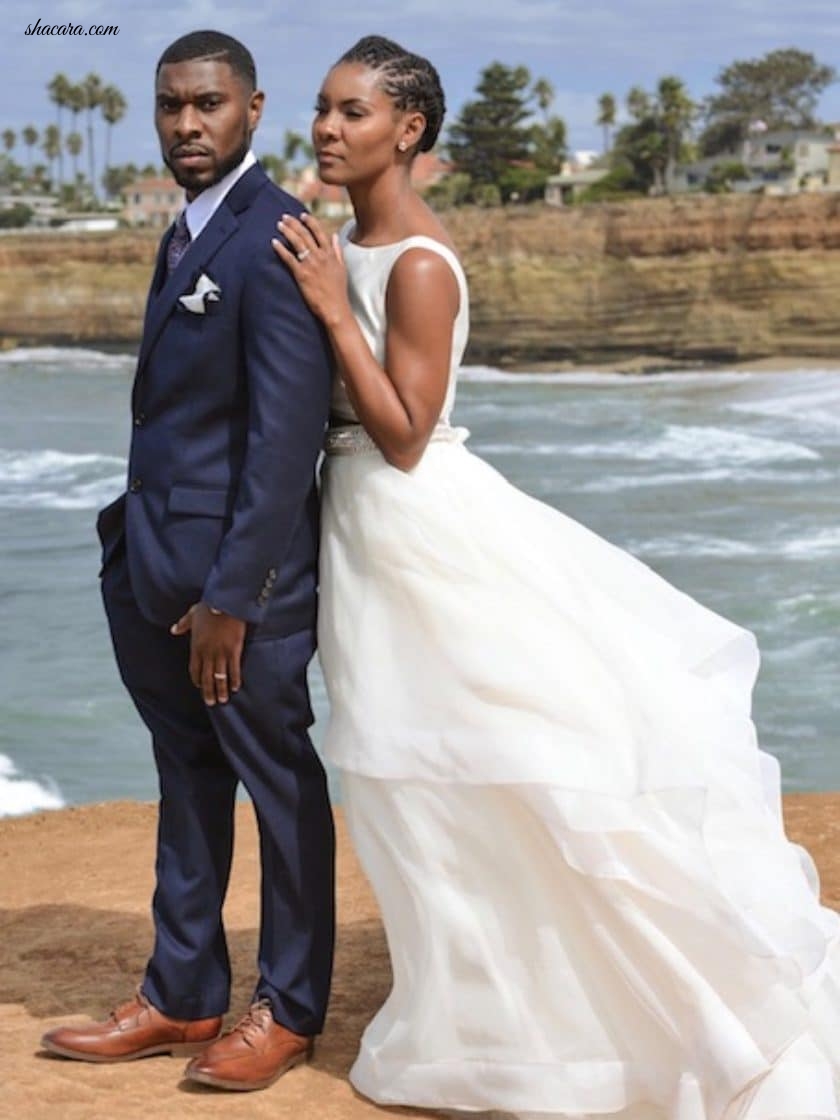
213, 672, 228, 680
296, 249, 311, 262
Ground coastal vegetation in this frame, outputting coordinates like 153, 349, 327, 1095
581, 48, 837, 202
1, 46, 835, 223
1, 71, 129, 214
445, 63, 564, 205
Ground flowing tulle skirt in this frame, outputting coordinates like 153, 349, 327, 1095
317, 437, 840, 1119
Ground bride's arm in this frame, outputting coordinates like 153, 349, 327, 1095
272, 213, 459, 472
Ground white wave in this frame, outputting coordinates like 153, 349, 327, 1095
0, 754, 64, 818
0, 449, 126, 510
0, 346, 135, 370
578, 466, 835, 493
630, 533, 760, 559
0, 476, 126, 511
0, 448, 125, 483
730, 372, 840, 431
572, 424, 819, 465
473, 441, 565, 456
459, 365, 759, 386
460, 365, 567, 383
773, 591, 840, 623
779, 528, 840, 559
763, 635, 837, 664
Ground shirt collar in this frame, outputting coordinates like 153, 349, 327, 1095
183, 149, 257, 241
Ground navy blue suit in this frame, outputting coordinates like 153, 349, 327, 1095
98, 163, 335, 1034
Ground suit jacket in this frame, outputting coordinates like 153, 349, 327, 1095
97, 163, 333, 631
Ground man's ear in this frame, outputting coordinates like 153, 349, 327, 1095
248, 89, 265, 134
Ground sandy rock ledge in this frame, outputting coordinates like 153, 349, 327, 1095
1, 795, 839, 1119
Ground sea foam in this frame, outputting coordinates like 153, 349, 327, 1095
0, 346, 135, 371
571, 424, 820, 466
0, 754, 64, 818
459, 365, 757, 386
780, 527, 840, 559
730, 371, 840, 432
0, 448, 125, 510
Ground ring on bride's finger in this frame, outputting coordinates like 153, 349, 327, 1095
213, 672, 228, 680
296, 248, 311, 261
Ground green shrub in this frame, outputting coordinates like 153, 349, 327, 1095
0, 203, 33, 228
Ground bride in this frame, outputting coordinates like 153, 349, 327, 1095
271, 34, 840, 1119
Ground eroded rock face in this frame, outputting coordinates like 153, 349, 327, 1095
0, 229, 154, 350
3, 194, 840, 367
445, 194, 840, 367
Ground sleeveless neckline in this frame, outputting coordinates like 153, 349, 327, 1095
342, 221, 458, 256
344, 234, 459, 256
329, 223, 469, 426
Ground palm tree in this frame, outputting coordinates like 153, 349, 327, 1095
66, 130, 83, 185
102, 162, 136, 200
260, 153, 288, 184
42, 124, 60, 185
22, 125, 39, 176
597, 93, 617, 153
100, 84, 127, 198
283, 129, 306, 165
2, 128, 15, 155
66, 83, 86, 157
626, 86, 650, 122
82, 72, 103, 200
533, 77, 555, 122
47, 72, 71, 187
657, 75, 695, 192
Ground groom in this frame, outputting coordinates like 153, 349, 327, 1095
41, 30, 335, 1091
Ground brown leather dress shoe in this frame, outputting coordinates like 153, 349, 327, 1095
40, 988, 222, 1063
184, 1000, 313, 1091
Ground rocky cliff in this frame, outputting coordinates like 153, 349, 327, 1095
3, 192, 840, 367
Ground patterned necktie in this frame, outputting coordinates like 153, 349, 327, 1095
166, 210, 191, 275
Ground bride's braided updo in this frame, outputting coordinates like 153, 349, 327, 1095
337, 35, 445, 153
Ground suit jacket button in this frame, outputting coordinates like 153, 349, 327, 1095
129, 478, 143, 492
134, 413, 145, 427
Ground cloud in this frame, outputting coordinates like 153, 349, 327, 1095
3, 0, 840, 175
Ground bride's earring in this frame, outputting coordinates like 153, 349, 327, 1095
398, 141, 407, 151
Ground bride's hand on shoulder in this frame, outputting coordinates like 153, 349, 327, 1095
272, 212, 349, 329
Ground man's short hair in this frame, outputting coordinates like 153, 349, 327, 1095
157, 30, 257, 90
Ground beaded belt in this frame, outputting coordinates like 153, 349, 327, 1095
324, 423, 469, 457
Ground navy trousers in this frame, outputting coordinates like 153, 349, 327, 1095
101, 547, 335, 1035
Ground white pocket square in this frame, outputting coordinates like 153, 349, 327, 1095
178, 272, 222, 314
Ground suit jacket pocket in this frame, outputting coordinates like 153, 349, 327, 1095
168, 485, 233, 518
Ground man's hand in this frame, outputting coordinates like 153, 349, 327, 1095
170, 603, 246, 706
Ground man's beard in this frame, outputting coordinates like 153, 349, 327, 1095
165, 134, 250, 195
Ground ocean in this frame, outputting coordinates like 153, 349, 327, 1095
2, 348, 839, 817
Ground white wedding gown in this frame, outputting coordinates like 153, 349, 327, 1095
317, 228, 840, 1119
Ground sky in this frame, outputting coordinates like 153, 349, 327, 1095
3, 0, 840, 175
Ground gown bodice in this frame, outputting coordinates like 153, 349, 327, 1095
329, 223, 470, 426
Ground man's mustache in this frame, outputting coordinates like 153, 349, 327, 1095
170, 144, 211, 158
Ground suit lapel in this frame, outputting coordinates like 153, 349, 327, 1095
134, 164, 268, 377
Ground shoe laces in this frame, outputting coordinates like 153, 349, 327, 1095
109, 986, 151, 1024
231, 999, 274, 1048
